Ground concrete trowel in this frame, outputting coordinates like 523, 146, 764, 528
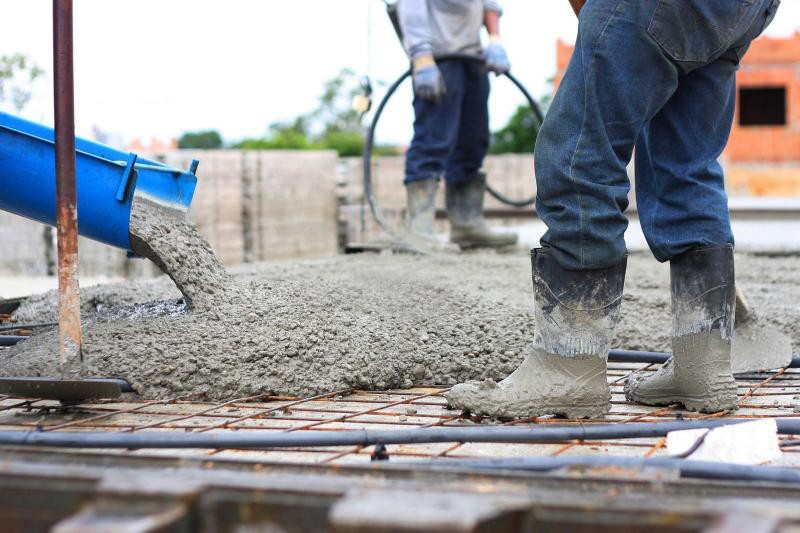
732, 288, 793, 374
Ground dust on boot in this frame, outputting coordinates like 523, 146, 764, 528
445, 172, 518, 250
625, 245, 738, 413
445, 249, 626, 419
404, 178, 452, 251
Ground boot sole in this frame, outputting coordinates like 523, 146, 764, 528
626, 392, 738, 414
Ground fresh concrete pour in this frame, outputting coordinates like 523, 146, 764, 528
1, 208, 798, 400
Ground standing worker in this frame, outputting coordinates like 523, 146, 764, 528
398, 0, 518, 250
447, 0, 780, 418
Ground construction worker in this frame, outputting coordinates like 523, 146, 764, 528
447, 0, 781, 418
398, 0, 518, 250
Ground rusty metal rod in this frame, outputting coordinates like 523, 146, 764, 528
568, 0, 587, 17
53, 0, 81, 375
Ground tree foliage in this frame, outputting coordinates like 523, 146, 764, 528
177, 130, 224, 149
0, 54, 44, 112
234, 68, 397, 157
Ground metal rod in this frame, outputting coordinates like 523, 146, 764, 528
52, 0, 81, 376
568, 0, 586, 17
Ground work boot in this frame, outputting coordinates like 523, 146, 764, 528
445, 249, 626, 419
404, 178, 451, 251
445, 172, 518, 249
625, 245, 738, 413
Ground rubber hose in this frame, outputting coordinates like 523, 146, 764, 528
0, 322, 57, 333
363, 54, 543, 245
0, 336, 27, 347
428, 455, 800, 485
1, 419, 799, 450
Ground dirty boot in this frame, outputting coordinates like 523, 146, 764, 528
445, 249, 626, 419
404, 178, 451, 251
445, 172, 518, 250
625, 245, 738, 413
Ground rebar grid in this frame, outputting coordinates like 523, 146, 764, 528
0, 362, 798, 466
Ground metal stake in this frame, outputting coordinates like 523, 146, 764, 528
53, 0, 81, 375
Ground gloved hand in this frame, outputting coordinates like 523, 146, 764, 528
484, 36, 510, 74
412, 53, 445, 104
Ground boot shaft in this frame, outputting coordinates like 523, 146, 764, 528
670, 245, 735, 340
405, 179, 439, 237
531, 249, 627, 358
445, 172, 486, 229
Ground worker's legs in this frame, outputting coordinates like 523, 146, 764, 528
448, 0, 675, 418
447, 0, 775, 419
443, 62, 517, 249
404, 62, 466, 245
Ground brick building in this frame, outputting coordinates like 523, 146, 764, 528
554, 32, 800, 196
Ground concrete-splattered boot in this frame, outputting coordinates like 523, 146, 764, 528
625, 245, 738, 413
445, 172, 518, 250
445, 249, 626, 419
405, 178, 448, 251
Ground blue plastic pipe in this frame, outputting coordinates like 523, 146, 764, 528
0, 112, 198, 251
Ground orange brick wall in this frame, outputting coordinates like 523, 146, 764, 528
553, 34, 800, 164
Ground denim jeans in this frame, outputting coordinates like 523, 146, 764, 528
534, 0, 780, 269
405, 59, 490, 185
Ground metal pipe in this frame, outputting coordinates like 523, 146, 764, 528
53, 0, 81, 376
1, 419, 799, 450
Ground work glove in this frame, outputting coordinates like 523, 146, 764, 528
412, 53, 445, 104
484, 36, 510, 74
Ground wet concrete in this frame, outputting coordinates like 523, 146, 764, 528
1, 251, 798, 400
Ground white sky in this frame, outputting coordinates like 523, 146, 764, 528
1, 0, 798, 146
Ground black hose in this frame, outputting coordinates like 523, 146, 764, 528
427, 455, 800, 485
608, 349, 800, 369
363, 53, 543, 245
0, 336, 27, 347
1, 419, 799, 450
0, 322, 57, 333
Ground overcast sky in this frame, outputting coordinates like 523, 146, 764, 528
1, 1, 798, 146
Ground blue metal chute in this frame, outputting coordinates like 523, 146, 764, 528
0, 111, 198, 252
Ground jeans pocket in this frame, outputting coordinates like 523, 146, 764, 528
648, 0, 753, 63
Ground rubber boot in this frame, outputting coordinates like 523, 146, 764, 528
404, 178, 449, 251
445, 172, 518, 249
445, 249, 626, 419
625, 245, 738, 413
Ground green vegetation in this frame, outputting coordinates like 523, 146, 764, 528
236, 68, 397, 157
177, 130, 223, 149
0, 54, 44, 112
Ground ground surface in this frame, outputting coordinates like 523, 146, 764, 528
1, 251, 798, 400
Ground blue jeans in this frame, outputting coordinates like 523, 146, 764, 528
405, 59, 490, 185
534, 0, 780, 269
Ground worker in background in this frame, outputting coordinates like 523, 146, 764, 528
447, 0, 781, 418
398, 0, 518, 250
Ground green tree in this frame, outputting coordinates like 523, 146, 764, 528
489, 104, 540, 154
177, 130, 223, 149
0, 54, 44, 112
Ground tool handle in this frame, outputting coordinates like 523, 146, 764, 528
569, 0, 587, 17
